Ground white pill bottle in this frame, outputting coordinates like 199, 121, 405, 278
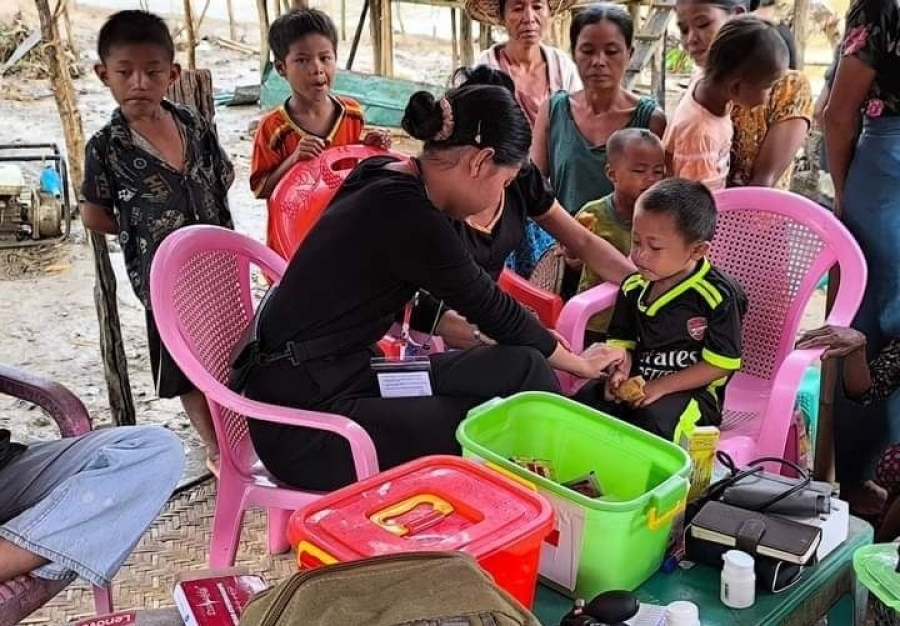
721, 549, 756, 609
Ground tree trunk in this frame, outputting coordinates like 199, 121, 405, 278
183, 0, 197, 70
34, 0, 136, 426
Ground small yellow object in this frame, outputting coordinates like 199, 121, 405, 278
678, 425, 720, 502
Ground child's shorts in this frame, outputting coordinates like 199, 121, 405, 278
573, 382, 721, 441
146, 310, 195, 399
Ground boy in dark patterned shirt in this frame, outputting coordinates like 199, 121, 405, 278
81, 10, 234, 473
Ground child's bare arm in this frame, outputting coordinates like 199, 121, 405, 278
81, 202, 119, 235
256, 137, 326, 199
639, 362, 727, 407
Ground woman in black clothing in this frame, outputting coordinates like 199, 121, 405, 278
414, 66, 635, 349
243, 81, 624, 491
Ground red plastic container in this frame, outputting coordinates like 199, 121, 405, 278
287, 455, 554, 608
267, 144, 404, 261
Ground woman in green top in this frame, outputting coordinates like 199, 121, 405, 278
532, 3, 667, 216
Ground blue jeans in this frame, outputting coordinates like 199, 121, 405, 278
0, 426, 184, 586
834, 116, 900, 482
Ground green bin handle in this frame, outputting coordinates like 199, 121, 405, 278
647, 475, 689, 531
465, 397, 505, 420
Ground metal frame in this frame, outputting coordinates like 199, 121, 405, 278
0, 142, 72, 247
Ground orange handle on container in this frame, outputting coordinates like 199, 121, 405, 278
647, 497, 686, 531
296, 541, 337, 568
370, 494, 454, 537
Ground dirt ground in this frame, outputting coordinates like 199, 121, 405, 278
0, 0, 827, 454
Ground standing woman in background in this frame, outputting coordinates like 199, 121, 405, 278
823, 0, 900, 514
466, 0, 583, 278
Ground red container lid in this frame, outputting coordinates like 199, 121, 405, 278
288, 455, 553, 560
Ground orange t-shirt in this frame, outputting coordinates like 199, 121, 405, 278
663, 83, 732, 191
250, 94, 365, 198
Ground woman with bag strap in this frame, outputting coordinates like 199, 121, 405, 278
238, 80, 625, 492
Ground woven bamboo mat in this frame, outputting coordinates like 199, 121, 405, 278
24, 481, 297, 625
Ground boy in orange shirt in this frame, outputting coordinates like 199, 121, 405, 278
251, 9, 389, 246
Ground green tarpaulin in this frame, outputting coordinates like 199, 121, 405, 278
260, 63, 443, 129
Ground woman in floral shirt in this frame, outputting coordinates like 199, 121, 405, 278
823, 0, 900, 520
674, 0, 813, 189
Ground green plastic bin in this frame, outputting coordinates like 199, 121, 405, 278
457, 392, 691, 599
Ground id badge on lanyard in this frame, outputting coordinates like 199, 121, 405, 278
371, 294, 434, 398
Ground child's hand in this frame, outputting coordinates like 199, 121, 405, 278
607, 350, 631, 389
636, 378, 669, 407
292, 136, 326, 162
558, 244, 583, 270
363, 129, 392, 149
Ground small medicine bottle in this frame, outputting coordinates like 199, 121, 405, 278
721, 549, 756, 609
664, 600, 700, 625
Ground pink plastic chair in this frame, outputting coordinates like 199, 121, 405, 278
149, 225, 379, 567
0, 363, 113, 622
557, 187, 867, 467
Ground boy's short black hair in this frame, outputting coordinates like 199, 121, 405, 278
607, 128, 663, 165
269, 9, 339, 62
639, 178, 717, 242
97, 10, 174, 63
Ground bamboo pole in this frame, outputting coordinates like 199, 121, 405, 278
226, 0, 237, 40
34, 0, 136, 426
257, 0, 270, 74
183, 0, 197, 69
792, 0, 810, 70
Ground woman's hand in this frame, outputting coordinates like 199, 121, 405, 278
579, 343, 626, 379
796, 325, 866, 359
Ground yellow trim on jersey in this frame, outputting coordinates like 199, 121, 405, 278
672, 398, 703, 444
622, 273, 647, 294
607, 338, 637, 350
702, 348, 741, 371
640, 258, 713, 317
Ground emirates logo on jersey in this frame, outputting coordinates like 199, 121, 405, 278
687, 317, 708, 341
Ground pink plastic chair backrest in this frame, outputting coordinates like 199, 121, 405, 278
149, 226, 287, 459
710, 187, 863, 382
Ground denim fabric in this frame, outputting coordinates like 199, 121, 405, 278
0, 426, 184, 586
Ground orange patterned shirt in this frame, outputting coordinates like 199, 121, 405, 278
729, 71, 813, 189
250, 95, 365, 197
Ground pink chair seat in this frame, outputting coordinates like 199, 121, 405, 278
149, 226, 379, 567
556, 187, 867, 467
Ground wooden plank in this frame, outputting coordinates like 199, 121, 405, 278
460, 10, 474, 67
624, 5, 672, 90
793, 0, 809, 70
166, 68, 215, 122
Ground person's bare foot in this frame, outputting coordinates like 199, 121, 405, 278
842, 480, 888, 517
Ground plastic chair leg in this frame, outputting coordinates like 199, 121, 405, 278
209, 492, 246, 568
93, 584, 113, 615
267, 508, 292, 555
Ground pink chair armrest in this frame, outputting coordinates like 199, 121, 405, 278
0, 363, 92, 438
556, 282, 620, 354
756, 347, 825, 465
214, 387, 380, 480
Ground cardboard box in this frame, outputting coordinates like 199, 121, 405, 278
172, 567, 268, 626
678, 425, 720, 502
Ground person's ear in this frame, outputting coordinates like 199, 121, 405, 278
691, 240, 711, 260
94, 63, 108, 85
274, 59, 287, 76
168, 62, 181, 86
470, 147, 496, 178
605, 162, 618, 186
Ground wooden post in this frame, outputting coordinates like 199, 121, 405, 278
59, 0, 79, 62
34, 0, 136, 426
226, 0, 237, 40
257, 0, 270, 74
451, 9, 459, 69
341, 0, 347, 40
478, 22, 491, 51
183, 0, 197, 70
460, 11, 474, 67
792, 0, 809, 70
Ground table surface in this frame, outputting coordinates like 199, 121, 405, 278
534, 515, 873, 625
